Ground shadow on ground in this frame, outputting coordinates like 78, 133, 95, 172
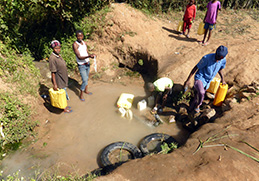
38, 77, 82, 114
162, 26, 198, 42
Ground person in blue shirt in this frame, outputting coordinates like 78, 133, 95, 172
183, 45, 228, 113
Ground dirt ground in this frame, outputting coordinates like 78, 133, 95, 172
93, 3, 259, 181
2, 3, 259, 180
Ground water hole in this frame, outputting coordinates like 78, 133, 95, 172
1, 61, 190, 177
2, 82, 190, 177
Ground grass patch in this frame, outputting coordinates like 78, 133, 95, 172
226, 144, 259, 163
246, 9, 259, 21
91, 72, 102, 80
76, 6, 111, 40
0, 93, 38, 159
159, 142, 178, 154
0, 43, 40, 159
193, 126, 236, 154
0, 169, 99, 181
0, 42, 40, 96
111, 62, 119, 70
192, 126, 259, 163
124, 70, 140, 78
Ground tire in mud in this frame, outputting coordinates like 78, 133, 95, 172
100, 141, 143, 167
139, 133, 178, 156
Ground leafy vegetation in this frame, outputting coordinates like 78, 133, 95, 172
159, 142, 178, 154
0, 0, 110, 61
1, 0, 258, 63
0, 41, 40, 96
0, 42, 39, 159
0, 93, 38, 159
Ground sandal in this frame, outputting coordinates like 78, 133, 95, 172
194, 107, 200, 113
85, 92, 93, 95
64, 109, 73, 113
203, 42, 209, 46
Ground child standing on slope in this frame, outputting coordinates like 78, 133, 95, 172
181, 0, 196, 38
200, 0, 221, 46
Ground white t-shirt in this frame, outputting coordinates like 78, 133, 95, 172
75, 41, 89, 65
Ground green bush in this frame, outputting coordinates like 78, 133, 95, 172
0, 93, 37, 157
0, 43, 40, 158
0, 42, 40, 96
0, 0, 110, 60
44, 6, 111, 71
0, 0, 258, 62
59, 37, 78, 70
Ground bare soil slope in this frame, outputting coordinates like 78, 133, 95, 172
92, 3, 259, 181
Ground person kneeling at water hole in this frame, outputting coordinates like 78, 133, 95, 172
147, 77, 174, 113
183, 45, 228, 113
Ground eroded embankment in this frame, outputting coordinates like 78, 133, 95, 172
93, 3, 259, 181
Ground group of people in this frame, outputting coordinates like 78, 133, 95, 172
180, 0, 221, 46
49, 30, 96, 113
148, 45, 228, 114
144, 0, 226, 114
48, 0, 228, 114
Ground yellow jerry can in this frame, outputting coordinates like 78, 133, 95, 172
49, 88, 67, 109
117, 93, 134, 109
213, 83, 228, 106
177, 21, 184, 32
207, 77, 221, 94
197, 22, 205, 35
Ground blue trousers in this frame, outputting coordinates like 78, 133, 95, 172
62, 87, 70, 100
78, 64, 90, 91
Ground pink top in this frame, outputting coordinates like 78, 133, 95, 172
205, 1, 221, 24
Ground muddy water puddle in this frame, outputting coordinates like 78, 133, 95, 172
2, 81, 190, 176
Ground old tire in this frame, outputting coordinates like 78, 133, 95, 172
100, 142, 142, 167
139, 133, 178, 156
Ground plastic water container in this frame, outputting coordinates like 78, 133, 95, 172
49, 88, 67, 109
137, 99, 147, 111
197, 22, 205, 35
118, 107, 127, 117
177, 21, 184, 32
147, 96, 155, 107
125, 109, 133, 120
207, 77, 221, 94
213, 83, 228, 106
117, 93, 134, 109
